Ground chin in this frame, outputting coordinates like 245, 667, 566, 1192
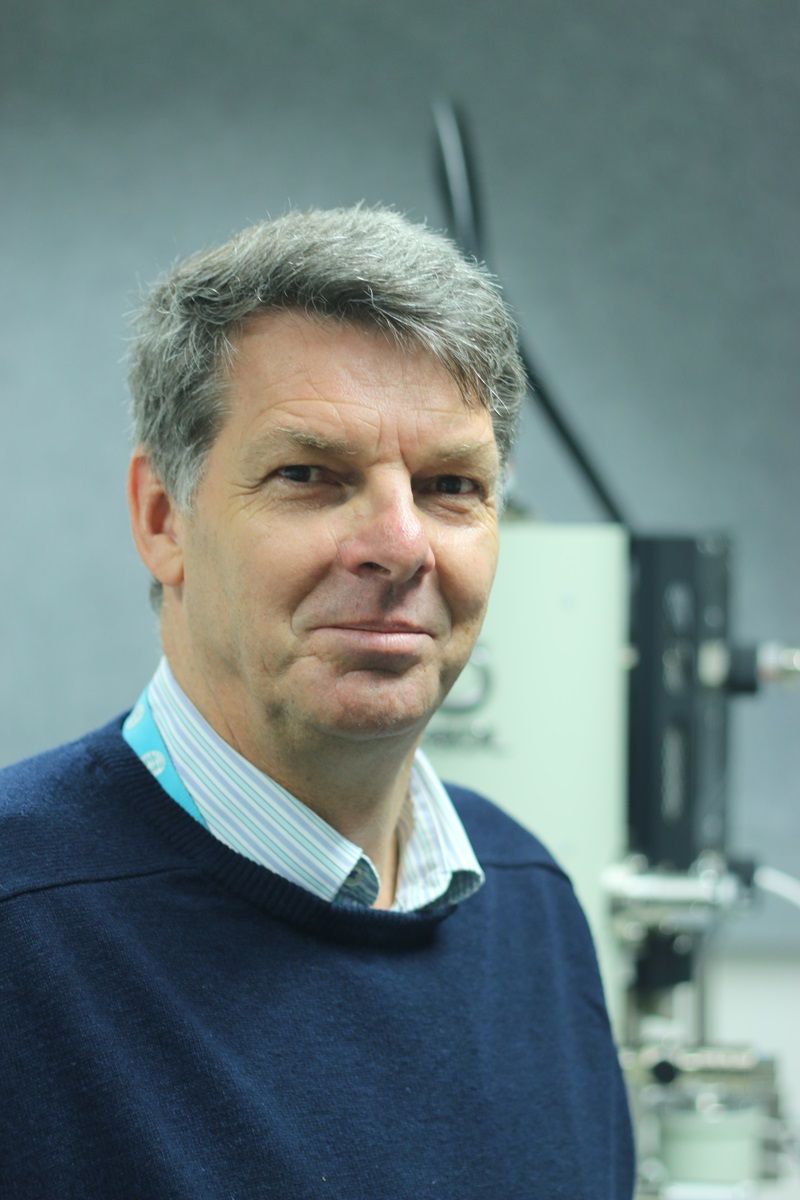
312, 679, 441, 742
318, 705, 432, 743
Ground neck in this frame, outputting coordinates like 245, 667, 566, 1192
230, 718, 416, 910
161, 646, 421, 908
262, 730, 417, 889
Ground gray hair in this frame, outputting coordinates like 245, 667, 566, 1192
129, 206, 526, 603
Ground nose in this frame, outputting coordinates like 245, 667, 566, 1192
337, 478, 435, 585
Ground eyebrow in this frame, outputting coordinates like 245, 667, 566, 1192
432, 440, 498, 464
244, 427, 359, 462
243, 427, 498, 470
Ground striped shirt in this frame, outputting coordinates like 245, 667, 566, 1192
127, 658, 484, 912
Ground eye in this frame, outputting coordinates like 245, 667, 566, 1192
275, 464, 326, 484
433, 475, 479, 495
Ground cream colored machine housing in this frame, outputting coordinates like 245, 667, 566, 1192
424, 521, 631, 1034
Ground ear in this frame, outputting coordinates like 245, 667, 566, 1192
127, 449, 185, 589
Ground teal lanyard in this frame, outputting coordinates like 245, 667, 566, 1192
122, 689, 207, 828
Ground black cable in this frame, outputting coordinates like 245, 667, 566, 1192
432, 98, 631, 530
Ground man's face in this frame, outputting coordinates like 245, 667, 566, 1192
163, 311, 500, 764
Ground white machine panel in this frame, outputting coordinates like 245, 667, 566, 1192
424, 521, 630, 1033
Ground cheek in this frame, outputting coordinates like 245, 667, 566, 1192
444, 555, 498, 630
244, 523, 339, 618
455, 526, 499, 603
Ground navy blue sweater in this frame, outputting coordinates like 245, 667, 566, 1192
0, 719, 634, 1199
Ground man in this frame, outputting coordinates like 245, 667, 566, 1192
1, 207, 634, 1197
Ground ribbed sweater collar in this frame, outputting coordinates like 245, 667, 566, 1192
91, 718, 457, 949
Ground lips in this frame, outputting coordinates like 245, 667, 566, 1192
311, 621, 436, 664
320, 624, 434, 645
326, 621, 431, 635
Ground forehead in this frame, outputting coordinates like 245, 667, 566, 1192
219, 311, 496, 453
228, 310, 460, 398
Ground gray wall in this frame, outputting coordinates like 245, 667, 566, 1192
2, 0, 798, 948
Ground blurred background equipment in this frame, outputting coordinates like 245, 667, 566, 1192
424, 521, 799, 1198
425, 100, 800, 1198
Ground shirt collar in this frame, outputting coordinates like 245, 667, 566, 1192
140, 658, 484, 912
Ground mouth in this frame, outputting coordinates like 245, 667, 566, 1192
314, 622, 435, 661
328, 621, 430, 635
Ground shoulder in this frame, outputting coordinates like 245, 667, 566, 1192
445, 784, 610, 998
444, 781, 565, 876
0, 717, 178, 900
0, 716, 127, 806
444, 784, 609, 1003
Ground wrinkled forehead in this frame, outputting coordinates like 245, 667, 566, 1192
224, 307, 487, 414
216, 309, 497, 456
